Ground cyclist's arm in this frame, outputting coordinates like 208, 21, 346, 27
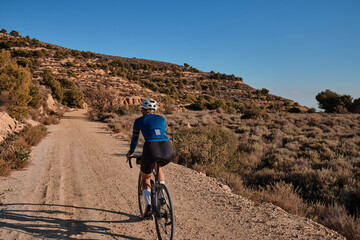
128, 119, 140, 155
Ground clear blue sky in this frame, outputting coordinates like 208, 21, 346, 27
1, 0, 359, 109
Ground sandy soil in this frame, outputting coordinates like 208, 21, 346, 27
0, 110, 345, 239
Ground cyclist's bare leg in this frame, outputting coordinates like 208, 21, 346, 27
141, 171, 151, 190
141, 164, 165, 189
156, 163, 165, 182
141, 171, 152, 214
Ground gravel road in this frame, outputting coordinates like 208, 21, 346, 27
0, 110, 345, 239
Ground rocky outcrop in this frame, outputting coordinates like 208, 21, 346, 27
40, 86, 65, 113
120, 96, 142, 106
0, 112, 22, 143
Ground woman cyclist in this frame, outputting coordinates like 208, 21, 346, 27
126, 98, 174, 218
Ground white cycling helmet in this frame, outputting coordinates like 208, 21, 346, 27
141, 98, 158, 110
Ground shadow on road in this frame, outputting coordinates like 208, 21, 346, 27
0, 203, 144, 240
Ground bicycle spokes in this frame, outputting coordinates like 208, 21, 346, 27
155, 184, 175, 240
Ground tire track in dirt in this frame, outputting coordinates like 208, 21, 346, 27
0, 109, 345, 239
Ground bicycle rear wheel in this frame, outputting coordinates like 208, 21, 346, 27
137, 173, 146, 218
154, 184, 175, 240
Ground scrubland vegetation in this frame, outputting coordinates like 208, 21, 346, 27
100, 106, 360, 240
0, 125, 47, 176
171, 111, 360, 240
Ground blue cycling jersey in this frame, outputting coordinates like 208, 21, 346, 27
128, 114, 169, 155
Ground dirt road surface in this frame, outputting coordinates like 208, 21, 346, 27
0, 110, 345, 239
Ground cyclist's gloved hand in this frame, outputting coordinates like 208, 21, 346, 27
126, 152, 133, 161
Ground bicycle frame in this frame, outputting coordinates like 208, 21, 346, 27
128, 155, 175, 239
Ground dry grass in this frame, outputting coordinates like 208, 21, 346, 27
308, 203, 360, 240
250, 182, 307, 215
0, 125, 47, 176
29, 108, 41, 121
21, 125, 47, 146
38, 110, 64, 125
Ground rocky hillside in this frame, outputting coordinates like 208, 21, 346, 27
0, 31, 308, 112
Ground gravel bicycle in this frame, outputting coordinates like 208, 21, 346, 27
128, 155, 175, 240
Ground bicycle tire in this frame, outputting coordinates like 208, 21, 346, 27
154, 184, 175, 240
137, 173, 146, 218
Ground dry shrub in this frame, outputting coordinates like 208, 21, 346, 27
200, 113, 214, 126
224, 173, 246, 194
241, 108, 263, 119
12, 137, 30, 149
288, 168, 340, 203
21, 125, 47, 146
335, 140, 359, 157
248, 168, 283, 186
164, 104, 174, 114
101, 112, 119, 123
0, 159, 11, 176
263, 128, 284, 146
238, 141, 263, 154
85, 85, 140, 119
87, 108, 99, 121
284, 141, 300, 151
0, 146, 30, 170
29, 108, 41, 121
192, 163, 206, 174
251, 182, 307, 215
108, 123, 122, 133
0, 91, 12, 108
0, 141, 30, 175
308, 202, 360, 240
39, 115, 60, 125
0, 125, 47, 176
172, 125, 239, 177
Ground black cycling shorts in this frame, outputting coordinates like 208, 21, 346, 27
141, 141, 174, 174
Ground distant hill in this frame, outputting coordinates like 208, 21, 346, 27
0, 30, 309, 113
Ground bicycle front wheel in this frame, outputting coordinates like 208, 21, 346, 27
154, 184, 175, 240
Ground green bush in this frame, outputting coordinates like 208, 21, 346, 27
41, 76, 84, 108
241, 108, 263, 119
10, 30, 20, 37
308, 108, 316, 113
288, 107, 301, 113
28, 82, 43, 108
172, 125, 240, 176
0, 50, 35, 119
316, 89, 354, 113
261, 88, 269, 95
42, 69, 64, 102
63, 87, 84, 107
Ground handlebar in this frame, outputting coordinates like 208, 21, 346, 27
127, 155, 142, 168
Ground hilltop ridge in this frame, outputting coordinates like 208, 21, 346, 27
0, 30, 308, 113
